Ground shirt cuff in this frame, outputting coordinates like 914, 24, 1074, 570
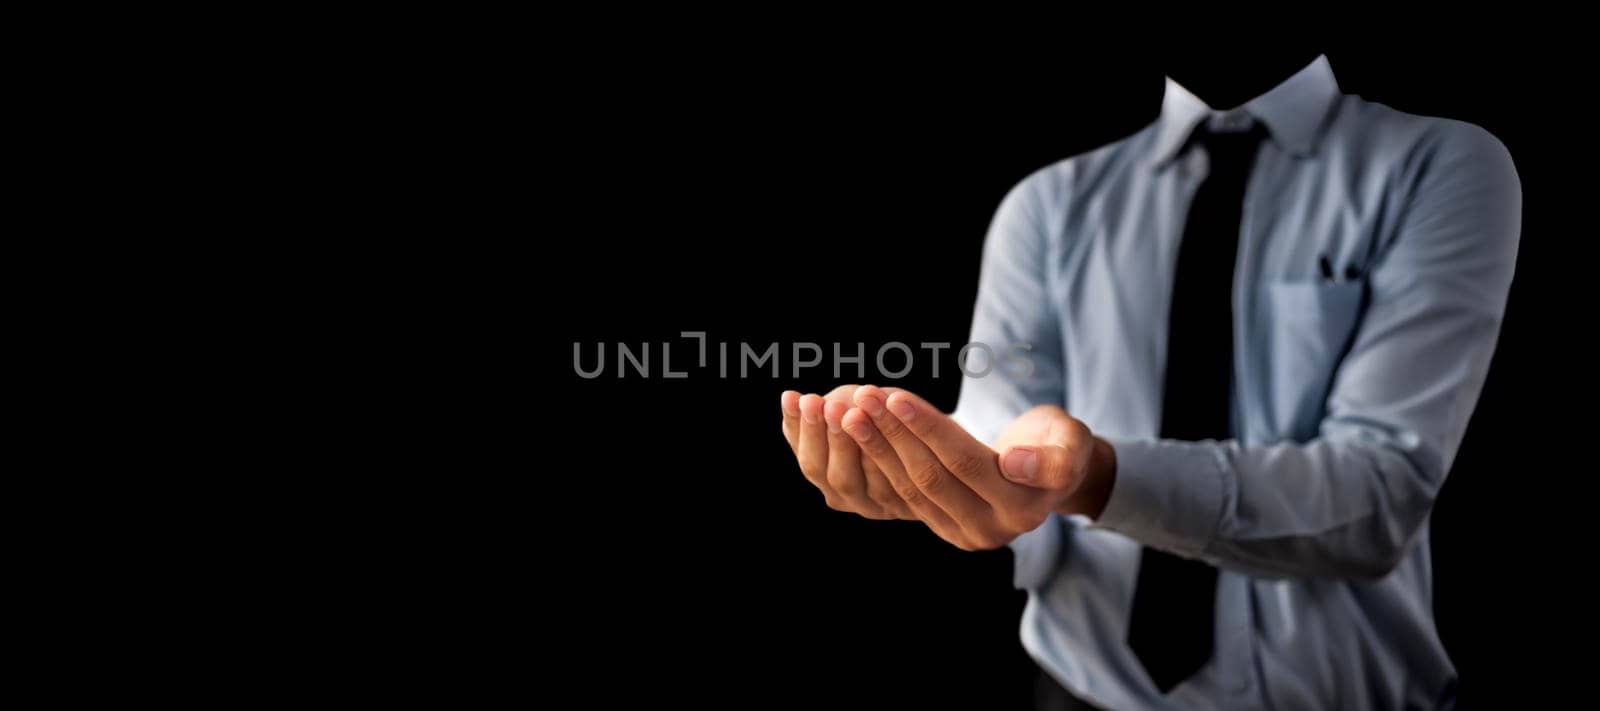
1092, 438, 1228, 558
1009, 514, 1068, 590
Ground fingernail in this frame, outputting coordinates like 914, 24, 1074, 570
1003, 447, 1039, 484
800, 395, 820, 425
858, 393, 884, 417
886, 395, 915, 420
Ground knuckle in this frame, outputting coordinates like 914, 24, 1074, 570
910, 462, 947, 491
945, 450, 990, 480
853, 440, 883, 459
867, 490, 901, 510
823, 495, 849, 512
827, 470, 864, 497
875, 417, 906, 440
892, 482, 924, 505
868, 444, 902, 467
799, 458, 825, 482
860, 453, 896, 479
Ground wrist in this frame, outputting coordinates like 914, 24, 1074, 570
1057, 436, 1117, 519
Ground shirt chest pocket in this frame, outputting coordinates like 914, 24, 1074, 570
1247, 279, 1367, 441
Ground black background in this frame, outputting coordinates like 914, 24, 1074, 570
512, 38, 1584, 708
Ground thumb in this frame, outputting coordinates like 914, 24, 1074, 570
999, 445, 1079, 490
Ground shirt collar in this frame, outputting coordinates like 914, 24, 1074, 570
1151, 54, 1341, 167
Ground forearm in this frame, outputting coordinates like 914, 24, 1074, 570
1089, 435, 1438, 580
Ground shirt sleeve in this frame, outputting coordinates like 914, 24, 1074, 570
949, 165, 1072, 590
1095, 122, 1522, 579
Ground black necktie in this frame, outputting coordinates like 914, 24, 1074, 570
1126, 122, 1266, 693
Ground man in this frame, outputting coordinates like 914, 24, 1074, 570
779, 51, 1520, 709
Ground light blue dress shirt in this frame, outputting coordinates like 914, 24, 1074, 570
949, 56, 1520, 710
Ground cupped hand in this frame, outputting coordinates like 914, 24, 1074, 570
838, 386, 1115, 550
781, 386, 915, 520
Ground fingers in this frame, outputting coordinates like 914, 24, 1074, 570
820, 400, 908, 520
861, 452, 915, 520
789, 385, 1074, 549
881, 390, 1032, 509
842, 405, 969, 545
796, 393, 841, 509
780, 390, 802, 456
853, 386, 992, 526
820, 393, 887, 519
784, 385, 960, 526
786, 386, 890, 518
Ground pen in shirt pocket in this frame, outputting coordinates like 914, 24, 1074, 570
1319, 254, 1364, 282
